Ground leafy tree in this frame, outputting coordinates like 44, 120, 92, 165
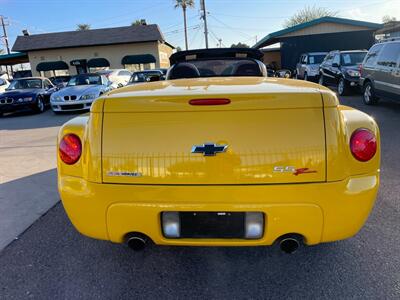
284, 5, 337, 28
382, 15, 397, 23
76, 24, 91, 31
175, 46, 182, 52
174, 0, 195, 50
132, 19, 147, 26
230, 42, 250, 48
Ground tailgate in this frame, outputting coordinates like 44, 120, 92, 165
102, 93, 326, 184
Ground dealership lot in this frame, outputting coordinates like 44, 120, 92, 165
0, 93, 399, 298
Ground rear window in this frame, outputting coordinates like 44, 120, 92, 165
308, 55, 326, 64
364, 44, 384, 67
118, 70, 131, 76
341, 52, 367, 66
377, 43, 400, 68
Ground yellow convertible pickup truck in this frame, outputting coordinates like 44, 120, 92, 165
58, 49, 379, 253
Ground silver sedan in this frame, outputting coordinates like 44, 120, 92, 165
50, 74, 111, 113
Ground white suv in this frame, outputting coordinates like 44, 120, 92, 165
96, 69, 132, 88
295, 52, 327, 81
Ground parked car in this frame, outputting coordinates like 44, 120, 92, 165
49, 75, 71, 89
0, 77, 10, 93
360, 38, 400, 105
96, 69, 131, 88
128, 70, 166, 85
57, 48, 379, 253
318, 50, 368, 96
156, 68, 168, 76
0, 77, 56, 116
295, 52, 327, 81
275, 69, 291, 78
50, 73, 111, 113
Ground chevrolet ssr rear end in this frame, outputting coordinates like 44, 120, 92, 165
57, 49, 379, 252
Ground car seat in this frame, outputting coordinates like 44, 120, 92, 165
168, 63, 201, 79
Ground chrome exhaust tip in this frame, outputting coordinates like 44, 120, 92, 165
279, 236, 301, 254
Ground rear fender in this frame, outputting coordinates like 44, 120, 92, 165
324, 94, 380, 181
57, 99, 104, 182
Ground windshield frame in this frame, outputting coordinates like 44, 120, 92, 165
167, 58, 265, 80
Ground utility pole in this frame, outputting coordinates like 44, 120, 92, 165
0, 16, 11, 54
0, 16, 12, 78
200, 0, 209, 49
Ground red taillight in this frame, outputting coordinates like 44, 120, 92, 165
189, 98, 231, 105
350, 129, 377, 162
59, 134, 82, 165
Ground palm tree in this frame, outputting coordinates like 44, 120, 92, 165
76, 24, 91, 31
174, 0, 195, 50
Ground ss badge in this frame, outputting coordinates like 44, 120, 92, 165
273, 166, 296, 173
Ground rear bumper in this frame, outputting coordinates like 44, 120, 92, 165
59, 172, 379, 246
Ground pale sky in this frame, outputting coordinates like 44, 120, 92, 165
0, 0, 399, 50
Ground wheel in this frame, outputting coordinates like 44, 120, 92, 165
337, 78, 348, 96
304, 73, 308, 81
35, 96, 45, 113
363, 82, 379, 105
318, 74, 325, 86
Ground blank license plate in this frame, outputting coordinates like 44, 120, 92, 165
179, 212, 245, 238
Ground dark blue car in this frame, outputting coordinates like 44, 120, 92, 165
0, 77, 57, 116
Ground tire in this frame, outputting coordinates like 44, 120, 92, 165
35, 96, 45, 113
338, 78, 348, 96
318, 74, 325, 86
304, 73, 308, 81
363, 82, 379, 105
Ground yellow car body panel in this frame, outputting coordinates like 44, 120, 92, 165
57, 77, 380, 246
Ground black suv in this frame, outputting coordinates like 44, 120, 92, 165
360, 38, 400, 105
318, 50, 368, 96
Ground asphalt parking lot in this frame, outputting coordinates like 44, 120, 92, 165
0, 92, 400, 299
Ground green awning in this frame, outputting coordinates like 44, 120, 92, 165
121, 54, 156, 65
0, 52, 29, 65
87, 58, 110, 68
36, 61, 69, 72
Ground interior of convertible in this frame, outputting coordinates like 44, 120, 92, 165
167, 59, 265, 80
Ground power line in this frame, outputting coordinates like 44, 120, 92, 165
189, 25, 201, 49
208, 14, 254, 40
